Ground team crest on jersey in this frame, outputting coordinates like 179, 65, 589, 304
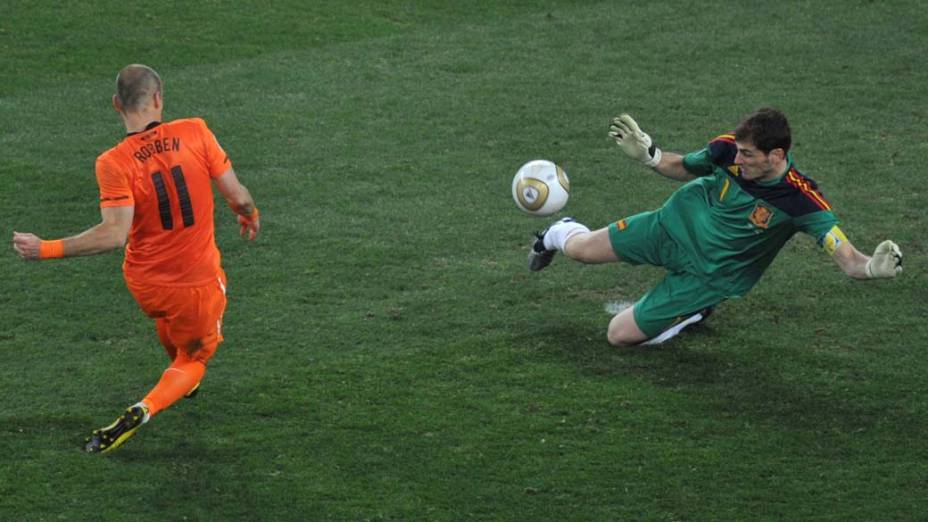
615, 219, 628, 231
749, 203, 774, 229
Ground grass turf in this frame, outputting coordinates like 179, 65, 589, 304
1, 1, 926, 519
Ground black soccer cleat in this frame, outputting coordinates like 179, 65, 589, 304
528, 217, 574, 272
84, 405, 149, 454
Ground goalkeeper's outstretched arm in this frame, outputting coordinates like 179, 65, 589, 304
833, 238, 902, 280
649, 152, 696, 182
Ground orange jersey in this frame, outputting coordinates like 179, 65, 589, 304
96, 118, 231, 286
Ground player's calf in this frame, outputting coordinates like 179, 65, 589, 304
563, 227, 620, 264
184, 382, 201, 399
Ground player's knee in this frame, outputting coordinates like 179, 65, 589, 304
185, 338, 202, 350
607, 329, 640, 347
607, 315, 648, 347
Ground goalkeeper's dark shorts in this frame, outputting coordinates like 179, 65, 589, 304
608, 210, 728, 339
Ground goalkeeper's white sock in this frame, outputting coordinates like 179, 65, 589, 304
543, 221, 590, 251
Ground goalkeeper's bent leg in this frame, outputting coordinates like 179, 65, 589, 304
561, 227, 621, 264
542, 220, 589, 252
606, 306, 649, 346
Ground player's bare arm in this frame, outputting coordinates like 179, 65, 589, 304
651, 151, 697, 182
831, 236, 902, 280
832, 238, 871, 279
13, 206, 133, 260
214, 168, 260, 240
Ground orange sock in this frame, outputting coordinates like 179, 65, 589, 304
142, 358, 206, 416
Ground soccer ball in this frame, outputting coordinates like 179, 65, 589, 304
511, 160, 570, 216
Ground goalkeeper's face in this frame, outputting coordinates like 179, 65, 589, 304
734, 141, 786, 182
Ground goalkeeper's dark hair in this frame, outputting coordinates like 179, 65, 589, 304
735, 107, 791, 154
116, 64, 162, 112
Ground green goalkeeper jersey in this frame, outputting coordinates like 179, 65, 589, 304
657, 132, 838, 296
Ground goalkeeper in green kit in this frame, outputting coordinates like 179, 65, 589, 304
529, 107, 903, 346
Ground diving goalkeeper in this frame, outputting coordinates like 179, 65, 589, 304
528, 107, 902, 346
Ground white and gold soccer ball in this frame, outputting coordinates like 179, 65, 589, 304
511, 159, 570, 216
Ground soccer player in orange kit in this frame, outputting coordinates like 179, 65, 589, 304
12, 64, 260, 453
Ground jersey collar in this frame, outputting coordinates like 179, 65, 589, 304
126, 121, 162, 137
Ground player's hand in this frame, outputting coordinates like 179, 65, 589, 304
237, 208, 260, 241
865, 240, 902, 278
609, 114, 662, 167
12, 231, 42, 260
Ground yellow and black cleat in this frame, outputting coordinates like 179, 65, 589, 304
84, 405, 149, 454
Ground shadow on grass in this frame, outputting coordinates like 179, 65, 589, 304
1, 410, 265, 518
0, 413, 97, 454
0, 412, 235, 461
527, 319, 925, 440
1, 413, 89, 434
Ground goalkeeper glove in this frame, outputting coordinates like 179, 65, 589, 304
609, 114, 662, 167
865, 240, 902, 279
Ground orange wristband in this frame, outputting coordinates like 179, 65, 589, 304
39, 239, 65, 259
243, 207, 259, 222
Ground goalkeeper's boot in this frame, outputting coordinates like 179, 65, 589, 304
84, 404, 150, 454
528, 217, 574, 272
184, 382, 201, 399
643, 306, 716, 346
696, 306, 714, 323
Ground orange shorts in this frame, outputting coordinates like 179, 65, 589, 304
126, 270, 228, 364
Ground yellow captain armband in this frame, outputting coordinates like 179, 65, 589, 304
821, 225, 848, 255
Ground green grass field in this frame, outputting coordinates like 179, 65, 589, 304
2, 1, 927, 519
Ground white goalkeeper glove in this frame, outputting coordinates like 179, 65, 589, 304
609, 114, 662, 167
865, 240, 902, 279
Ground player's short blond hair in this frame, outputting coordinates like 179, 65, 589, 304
116, 64, 162, 112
